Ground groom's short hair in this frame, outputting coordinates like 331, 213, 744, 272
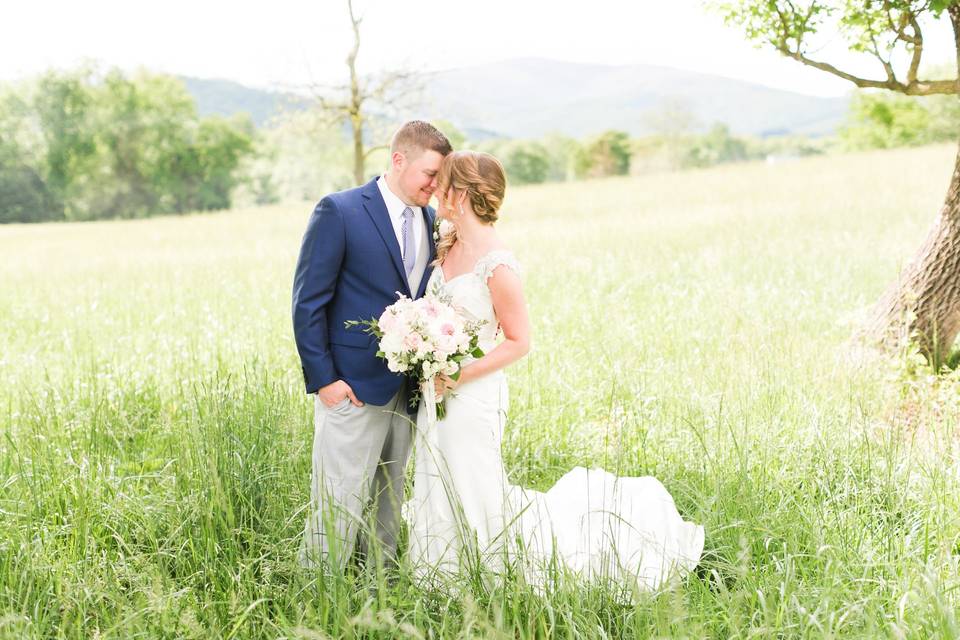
390, 120, 453, 158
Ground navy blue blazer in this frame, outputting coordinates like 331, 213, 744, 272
292, 177, 436, 406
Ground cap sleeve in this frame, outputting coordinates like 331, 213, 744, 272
475, 249, 521, 283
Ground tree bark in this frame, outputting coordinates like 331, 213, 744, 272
863, 5, 960, 365
347, 50, 364, 185
346, 0, 365, 185
865, 143, 960, 363
351, 114, 364, 185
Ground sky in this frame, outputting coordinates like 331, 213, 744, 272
2, 0, 956, 97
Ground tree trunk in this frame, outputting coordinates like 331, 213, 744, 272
864, 143, 960, 363
351, 114, 364, 185
347, 42, 363, 184
864, 5, 960, 365
346, 0, 365, 185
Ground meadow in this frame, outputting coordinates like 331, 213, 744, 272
2, 144, 960, 638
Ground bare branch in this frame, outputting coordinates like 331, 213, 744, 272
346, 0, 362, 30
363, 144, 388, 160
295, 0, 425, 183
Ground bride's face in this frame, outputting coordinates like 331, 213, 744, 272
435, 187, 464, 221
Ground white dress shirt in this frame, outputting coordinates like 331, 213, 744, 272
376, 175, 423, 261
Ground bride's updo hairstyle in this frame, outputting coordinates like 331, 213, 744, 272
433, 150, 507, 265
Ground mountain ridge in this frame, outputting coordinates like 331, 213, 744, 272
182, 57, 850, 138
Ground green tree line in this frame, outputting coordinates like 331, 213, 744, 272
0, 66, 254, 223
839, 91, 960, 151
468, 126, 824, 186
4, 64, 957, 224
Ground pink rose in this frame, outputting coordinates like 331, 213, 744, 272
403, 333, 423, 351
379, 310, 398, 332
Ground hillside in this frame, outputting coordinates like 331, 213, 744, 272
182, 57, 849, 138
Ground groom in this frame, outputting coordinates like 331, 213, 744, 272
293, 120, 452, 571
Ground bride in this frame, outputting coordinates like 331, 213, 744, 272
404, 150, 704, 594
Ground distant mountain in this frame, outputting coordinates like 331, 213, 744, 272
181, 58, 850, 138
178, 77, 307, 127
416, 58, 849, 138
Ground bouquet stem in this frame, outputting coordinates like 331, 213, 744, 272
421, 376, 447, 425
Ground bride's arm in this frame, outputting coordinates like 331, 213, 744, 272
453, 264, 530, 386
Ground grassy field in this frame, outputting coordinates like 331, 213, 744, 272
2, 144, 960, 638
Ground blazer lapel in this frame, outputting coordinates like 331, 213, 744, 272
416, 205, 437, 299
361, 178, 410, 296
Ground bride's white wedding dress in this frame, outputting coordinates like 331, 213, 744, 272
404, 250, 704, 594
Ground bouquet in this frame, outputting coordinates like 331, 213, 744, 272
346, 293, 485, 419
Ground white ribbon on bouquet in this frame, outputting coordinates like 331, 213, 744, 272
421, 376, 439, 432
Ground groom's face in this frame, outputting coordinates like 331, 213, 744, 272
397, 148, 445, 207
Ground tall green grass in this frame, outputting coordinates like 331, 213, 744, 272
2, 145, 959, 638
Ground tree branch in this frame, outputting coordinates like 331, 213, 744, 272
861, 12, 899, 84
906, 9, 925, 84
363, 144, 388, 160
776, 43, 957, 94
715, 0, 959, 95
883, 1, 922, 45
950, 4, 960, 94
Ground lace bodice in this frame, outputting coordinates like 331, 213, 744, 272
427, 249, 521, 352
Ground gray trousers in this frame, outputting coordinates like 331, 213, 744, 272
298, 388, 413, 570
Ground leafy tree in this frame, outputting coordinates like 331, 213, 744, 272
714, 0, 960, 362
841, 90, 960, 149
540, 134, 582, 181
255, 109, 354, 201
0, 88, 60, 222
641, 98, 700, 170
431, 119, 467, 150
0, 66, 254, 223
578, 130, 632, 178
30, 68, 100, 218
475, 136, 572, 184
87, 70, 197, 219
177, 115, 254, 212
682, 123, 748, 168
502, 141, 551, 184
0, 146, 58, 223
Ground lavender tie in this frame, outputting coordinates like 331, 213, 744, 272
401, 207, 416, 278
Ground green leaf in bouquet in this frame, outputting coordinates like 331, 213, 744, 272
407, 386, 422, 409
344, 317, 382, 337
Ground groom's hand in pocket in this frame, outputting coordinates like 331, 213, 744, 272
318, 380, 364, 408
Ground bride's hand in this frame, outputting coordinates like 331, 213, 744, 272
434, 374, 458, 397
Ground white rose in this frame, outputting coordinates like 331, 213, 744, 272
380, 333, 403, 356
